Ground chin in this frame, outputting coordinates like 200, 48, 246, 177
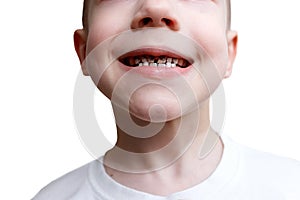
128, 85, 182, 122
129, 101, 182, 123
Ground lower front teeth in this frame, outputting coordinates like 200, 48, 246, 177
150, 63, 157, 67
139, 62, 176, 68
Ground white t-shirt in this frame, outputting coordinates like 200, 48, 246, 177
33, 136, 300, 200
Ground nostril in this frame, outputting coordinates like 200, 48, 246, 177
133, 16, 179, 31
162, 18, 172, 26
142, 17, 152, 25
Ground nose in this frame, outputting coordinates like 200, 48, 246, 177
131, 0, 180, 31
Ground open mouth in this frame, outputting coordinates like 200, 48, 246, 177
118, 49, 192, 69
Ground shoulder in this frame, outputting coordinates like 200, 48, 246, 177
32, 160, 97, 200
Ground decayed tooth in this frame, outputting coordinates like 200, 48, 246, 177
182, 60, 188, 67
148, 56, 155, 63
178, 59, 184, 67
128, 57, 135, 66
172, 58, 178, 65
167, 58, 172, 63
161, 57, 166, 63
158, 57, 166, 64
135, 58, 141, 65
157, 59, 164, 64
141, 57, 147, 63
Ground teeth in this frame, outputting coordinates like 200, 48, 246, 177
157, 59, 165, 64
178, 59, 184, 66
125, 55, 188, 68
141, 57, 147, 63
150, 63, 158, 67
172, 58, 178, 65
160, 57, 167, 63
148, 56, 155, 63
135, 58, 141, 65
143, 61, 149, 66
129, 57, 135, 66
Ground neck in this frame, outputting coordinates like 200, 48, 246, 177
103, 100, 224, 195
104, 100, 222, 173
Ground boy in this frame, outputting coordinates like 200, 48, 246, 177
34, 0, 300, 199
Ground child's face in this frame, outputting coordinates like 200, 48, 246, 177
75, 0, 237, 121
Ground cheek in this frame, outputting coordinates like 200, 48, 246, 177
87, 24, 120, 53
185, 20, 228, 97
191, 26, 228, 77
86, 13, 130, 53
183, 10, 228, 71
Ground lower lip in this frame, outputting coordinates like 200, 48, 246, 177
118, 61, 192, 78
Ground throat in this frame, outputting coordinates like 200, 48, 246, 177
103, 132, 223, 196
115, 118, 180, 153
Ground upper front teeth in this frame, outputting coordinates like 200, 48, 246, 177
127, 56, 187, 68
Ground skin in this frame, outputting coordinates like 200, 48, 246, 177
74, 0, 237, 196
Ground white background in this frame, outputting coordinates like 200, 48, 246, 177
0, 0, 300, 199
